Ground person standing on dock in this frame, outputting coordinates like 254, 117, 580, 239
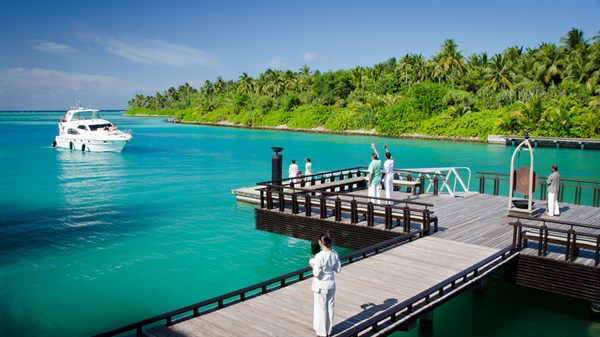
546, 165, 561, 216
305, 157, 313, 186
310, 233, 341, 337
289, 159, 299, 182
374, 144, 394, 204
367, 143, 382, 204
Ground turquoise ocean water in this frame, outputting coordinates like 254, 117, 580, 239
0, 111, 599, 337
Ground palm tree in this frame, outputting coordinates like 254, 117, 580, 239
517, 94, 544, 127
350, 66, 365, 90
397, 54, 413, 89
484, 54, 514, 91
533, 42, 565, 86
560, 28, 586, 53
435, 38, 466, 88
496, 111, 524, 135
238, 73, 254, 95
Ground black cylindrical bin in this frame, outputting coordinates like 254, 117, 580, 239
271, 147, 283, 184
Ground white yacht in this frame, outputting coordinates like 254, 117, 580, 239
52, 107, 132, 152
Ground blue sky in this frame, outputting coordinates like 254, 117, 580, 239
0, 0, 598, 110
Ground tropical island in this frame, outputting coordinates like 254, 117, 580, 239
126, 28, 599, 140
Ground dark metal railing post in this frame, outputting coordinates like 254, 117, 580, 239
320, 198, 327, 219
350, 199, 358, 224
367, 202, 374, 227
305, 194, 312, 217
479, 174, 485, 194
335, 197, 342, 221
433, 176, 439, 196
278, 191, 285, 212
260, 189, 265, 209
403, 205, 410, 232
384, 205, 392, 230
493, 176, 499, 195
292, 193, 299, 214
574, 183, 582, 205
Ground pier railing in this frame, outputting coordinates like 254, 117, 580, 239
257, 168, 436, 234
477, 171, 600, 207
92, 234, 418, 337
335, 245, 516, 337
509, 215, 600, 266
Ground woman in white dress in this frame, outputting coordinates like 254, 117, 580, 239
310, 233, 341, 337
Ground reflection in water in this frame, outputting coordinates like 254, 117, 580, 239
56, 150, 126, 228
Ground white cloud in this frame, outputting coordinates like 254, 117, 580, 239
0, 68, 136, 109
266, 57, 284, 69
31, 40, 78, 54
105, 38, 218, 68
302, 52, 320, 62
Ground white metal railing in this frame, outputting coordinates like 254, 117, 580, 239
399, 167, 472, 197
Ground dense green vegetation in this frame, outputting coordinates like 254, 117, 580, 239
126, 28, 600, 140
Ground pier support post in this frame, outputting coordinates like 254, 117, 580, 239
419, 310, 434, 329
473, 277, 487, 294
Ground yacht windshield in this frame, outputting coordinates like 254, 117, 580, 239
89, 124, 113, 131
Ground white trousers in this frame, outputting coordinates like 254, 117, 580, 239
383, 175, 394, 204
313, 288, 335, 336
368, 183, 381, 204
547, 192, 560, 216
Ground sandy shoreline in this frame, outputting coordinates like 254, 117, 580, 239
176, 120, 485, 142
123, 114, 599, 146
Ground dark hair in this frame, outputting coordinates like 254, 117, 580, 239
552, 165, 558, 171
292, 159, 296, 164
385, 152, 391, 159
319, 233, 332, 247
306, 157, 311, 162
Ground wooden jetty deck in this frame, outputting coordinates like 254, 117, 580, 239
143, 237, 507, 337
96, 173, 599, 337
108, 191, 599, 337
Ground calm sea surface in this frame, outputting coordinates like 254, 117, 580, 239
0, 111, 598, 337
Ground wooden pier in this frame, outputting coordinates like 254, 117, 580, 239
97, 169, 600, 337
487, 134, 600, 150
143, 237, 511, 337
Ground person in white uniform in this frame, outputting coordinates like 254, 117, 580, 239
310, 233, 341, 337
288, 159, 299, 182
546, 165, 561, 216
305, 157, 313, 186
373, 144, 395, 204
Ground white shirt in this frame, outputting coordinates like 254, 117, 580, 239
305, 162, 313, 175
383, 158, 394, 175
311, 250, 341, 291
289, 163, 299, 177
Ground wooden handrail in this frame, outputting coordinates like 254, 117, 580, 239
508, 214, 600, 231
477, 171, 600, 207
509, 219, 600, 266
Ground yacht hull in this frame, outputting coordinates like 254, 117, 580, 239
54, 135, 131, 152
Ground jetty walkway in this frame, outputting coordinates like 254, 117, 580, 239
98, 168, 599, 337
